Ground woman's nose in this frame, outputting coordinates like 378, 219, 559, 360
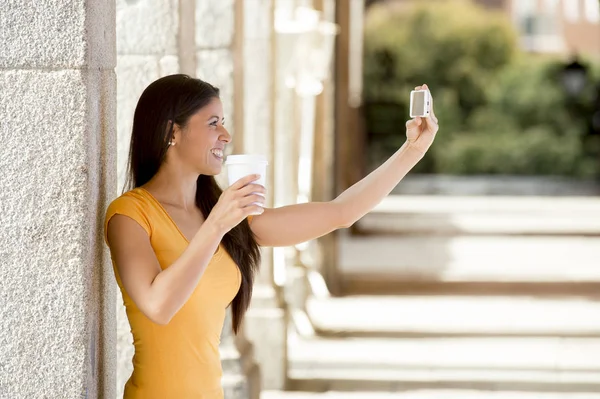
220, 126, 232, 143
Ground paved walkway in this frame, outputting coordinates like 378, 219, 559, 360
307, 295, 600, 336
275, 195, 600, 398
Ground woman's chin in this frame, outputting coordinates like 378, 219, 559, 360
197, 158, 224, 176
200, 165, 222, 176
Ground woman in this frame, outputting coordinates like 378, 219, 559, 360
105, 74, 438, 398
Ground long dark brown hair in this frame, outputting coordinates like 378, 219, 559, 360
125, 74, 260, 333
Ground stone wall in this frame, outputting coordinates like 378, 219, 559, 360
0, 1, 116, 398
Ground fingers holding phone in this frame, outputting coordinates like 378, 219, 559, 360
406, 84, 439, 154
410, 84, 437, 124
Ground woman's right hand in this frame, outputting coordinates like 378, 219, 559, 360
206, 174, 266, 235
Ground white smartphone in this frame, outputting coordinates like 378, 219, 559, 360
410, 89, 431, 118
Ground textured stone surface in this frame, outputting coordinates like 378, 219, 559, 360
244, 0, 273, 39
223, 374, 250, 399
0, 68, 116, 398
100, 71, 119, 399
243, 39, 273, 159
245, 305, 287, 390
196, 0, 235, 48
0, 0, 115, 68
116, 0, 179, 55
197, 49, 235, 137
159, 55, 181, 76
116, 55, 162, 187
115, 291, 134, 399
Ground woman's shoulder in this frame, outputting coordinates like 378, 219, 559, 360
106, 188, 150, 213
104, 188, 155, 237
104, 188, 158, 244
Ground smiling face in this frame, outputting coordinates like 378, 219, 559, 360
170, 97, 231, 176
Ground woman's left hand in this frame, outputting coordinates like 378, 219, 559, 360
405, 84, 439, 155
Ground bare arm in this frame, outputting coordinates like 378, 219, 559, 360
107, 215, 223, 325
250, 143, 424, 247
107, 175, 265, 325
250, 201, 343, 247
333, 141, 425, 225
251, 84, 438, 247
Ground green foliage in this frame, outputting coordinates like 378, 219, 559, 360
363, 0, 600, 177
434, 128, 595, 177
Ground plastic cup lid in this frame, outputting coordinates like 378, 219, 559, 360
225, 154, 269, 165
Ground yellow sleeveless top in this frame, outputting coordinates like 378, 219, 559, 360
104, 187, 242, 399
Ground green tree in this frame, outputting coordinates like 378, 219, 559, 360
363, 0, 600, 177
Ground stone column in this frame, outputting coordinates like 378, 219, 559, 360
196, 1, 261, 398
271, 0, 308, 334
0, 1, 116, 398
312, 0, 339, 295
241, 0, 289, 391
115, 1, 181, 396
272, 0, 339, 331
196, 0, 235, 144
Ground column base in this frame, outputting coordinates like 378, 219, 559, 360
244, 284, 288, 390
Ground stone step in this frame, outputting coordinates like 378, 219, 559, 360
354, 196, 600, 236
307, 296, 600, 338
287, 335, 600, 393
338, 233, 600, 284
262, 391, 600, 399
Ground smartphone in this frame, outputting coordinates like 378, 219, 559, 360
410, 89, 431, 118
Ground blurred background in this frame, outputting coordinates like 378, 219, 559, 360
2, 1, 600, 399
362, 0, 600, 190
273, 2, 600, 399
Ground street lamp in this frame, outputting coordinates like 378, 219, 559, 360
561, 56, 588, 97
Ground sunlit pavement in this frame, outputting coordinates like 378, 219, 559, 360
266, 195, 600, 398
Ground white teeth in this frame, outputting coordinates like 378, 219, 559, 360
211, 149, 223, 158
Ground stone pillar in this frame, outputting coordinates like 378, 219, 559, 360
196, 1, 261, 397
310, 0, 338, 296
272, 0, 339, 331
0, 1, 116, 398
241, 0, 289, 391
196, 0, 235, 144
115, 1, 181, 396
272, 0, 307, 333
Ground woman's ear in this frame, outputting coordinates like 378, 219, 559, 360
168, 120, 182, 146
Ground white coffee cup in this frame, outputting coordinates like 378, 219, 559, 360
225, 154, 268, 188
